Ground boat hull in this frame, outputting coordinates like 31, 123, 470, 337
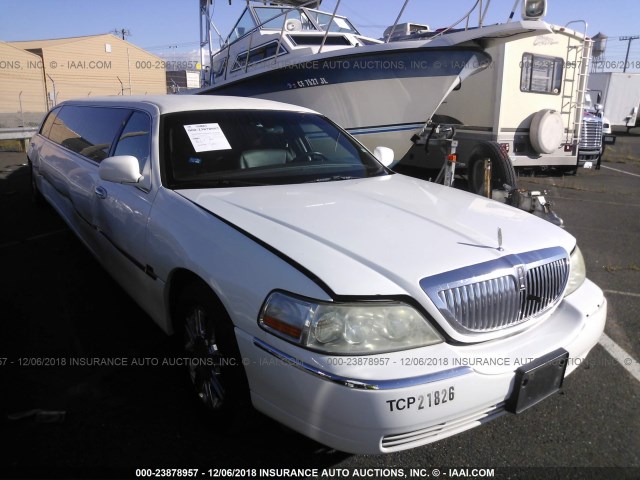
201, 47, 491, 158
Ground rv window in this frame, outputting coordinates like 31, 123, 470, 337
520, 53, 564, 95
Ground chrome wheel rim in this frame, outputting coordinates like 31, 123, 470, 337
184, 306, 225, 410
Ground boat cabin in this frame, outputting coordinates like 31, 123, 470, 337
210, 3, 381, 84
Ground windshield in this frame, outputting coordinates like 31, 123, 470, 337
306, 10, 359, 34
254, 7, 316, 31
226, 8, 257, 44
162, 110, 388, 189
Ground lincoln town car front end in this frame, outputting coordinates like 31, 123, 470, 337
28, 95, 606, 455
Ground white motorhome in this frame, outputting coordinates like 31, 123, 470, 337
588, 72, 640, 132
428, 24, 601, 177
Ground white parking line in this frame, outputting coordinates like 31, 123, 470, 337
601, 165, 640, 178
604, 289, 640, 298
599, 333, 640, 383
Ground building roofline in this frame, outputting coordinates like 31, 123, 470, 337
7, 33, 164, 61
8, 33, 119, 45
0, 40, 47, 59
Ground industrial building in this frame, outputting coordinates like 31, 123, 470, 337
0, 41, 47, 127
1, 33, 167, 127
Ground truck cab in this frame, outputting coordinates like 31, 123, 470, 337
579, 92, 616, 168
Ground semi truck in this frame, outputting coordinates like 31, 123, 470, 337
588, 72, 640, 133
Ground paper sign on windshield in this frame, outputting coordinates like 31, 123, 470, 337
184, 123, 232, 152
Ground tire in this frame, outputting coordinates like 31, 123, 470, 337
466, 141, 517, 196
28, 159, 45, 206
530, 109, 564, 154
176, 282, 250, 420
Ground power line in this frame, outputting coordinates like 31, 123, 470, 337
619, 35, 640, 73
113, 28, 132, 40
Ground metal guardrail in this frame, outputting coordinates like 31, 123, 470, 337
0, 127, 39, 141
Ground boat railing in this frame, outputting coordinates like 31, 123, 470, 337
228, 0, 398, 79
221, 0, 345, 79
318, 0, 341, 54
384, 0, 492, 43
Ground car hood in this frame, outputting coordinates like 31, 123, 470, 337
177, 174, 575, 297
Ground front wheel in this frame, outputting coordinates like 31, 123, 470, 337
466, 141, 517, 196
176, 282, 249, 417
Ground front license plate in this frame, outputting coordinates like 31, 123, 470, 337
506, 348, 569, 414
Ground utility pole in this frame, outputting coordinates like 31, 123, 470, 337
619, 35, 639, 73
114, 28, 132, 41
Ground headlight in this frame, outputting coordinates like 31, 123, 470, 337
259, 291, 443, 354
564, 246, 586, 296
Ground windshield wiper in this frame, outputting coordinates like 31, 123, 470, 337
173, 177, 268, 189
308, 175, 359, 183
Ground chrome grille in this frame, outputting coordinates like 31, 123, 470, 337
381, 403, 505, 450
421, 247, 570, 334
521, 258, 568, 318
381, 402, 505, 451
437, 275, 520, 331
579, 118, 603, 150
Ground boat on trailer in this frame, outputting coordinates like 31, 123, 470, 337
197, 0, 553, 161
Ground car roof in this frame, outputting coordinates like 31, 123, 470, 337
59, 94, 318, 115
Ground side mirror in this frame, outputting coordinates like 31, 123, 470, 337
373, 146, 395, 167
99, 155, 143, 184
595, 104, 603, 112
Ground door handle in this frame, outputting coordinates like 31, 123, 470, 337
94, 186, 107, 199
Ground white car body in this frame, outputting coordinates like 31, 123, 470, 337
28, 95, 606, 454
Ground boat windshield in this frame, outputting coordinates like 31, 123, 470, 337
226, 8, 257, 44
162, 110, 389, 189
306, 9, 359, 34
253, 7, 317, 31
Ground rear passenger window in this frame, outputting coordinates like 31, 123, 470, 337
114, 111, 152, 174
40, 107, 61, 138
47, 106, 131, 162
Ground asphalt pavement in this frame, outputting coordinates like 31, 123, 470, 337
0, 139, 639, 479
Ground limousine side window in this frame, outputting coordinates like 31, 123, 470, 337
114, 111, 152, 175
40, 107, 61, 138
47, 106, 132, 162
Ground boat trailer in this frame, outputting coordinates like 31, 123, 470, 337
411, 121, 564, 227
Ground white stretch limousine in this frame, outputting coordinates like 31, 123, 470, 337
28, 95, 606, 454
